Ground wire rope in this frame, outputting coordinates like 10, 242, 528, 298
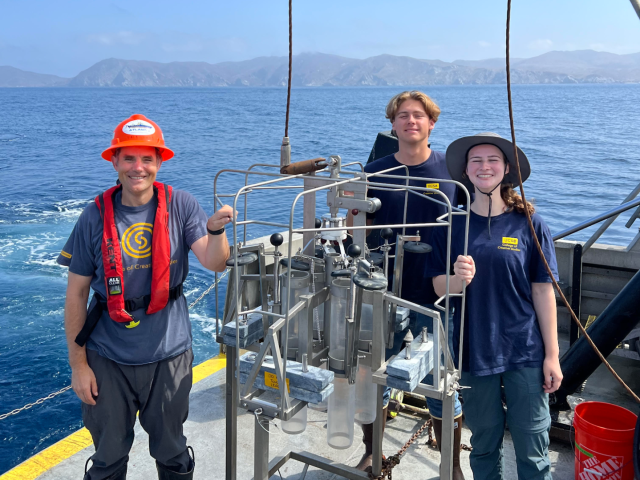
284, 0, 293, 138
505, 0, 639, 404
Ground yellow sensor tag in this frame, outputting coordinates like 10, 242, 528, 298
264, 372, 290, 392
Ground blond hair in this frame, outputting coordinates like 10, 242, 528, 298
385, 91, 441, 123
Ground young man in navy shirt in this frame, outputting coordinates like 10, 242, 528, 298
353, 91, 465, 479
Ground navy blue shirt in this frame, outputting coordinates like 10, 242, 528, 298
57, 189, 208, 365
426, 209, 558, 376
364, 152, 459, 304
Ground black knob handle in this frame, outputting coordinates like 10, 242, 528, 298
270, 233, 283, 247
315, 218, 322, 229
380, 228, 394, 240
347, 244, 361, 258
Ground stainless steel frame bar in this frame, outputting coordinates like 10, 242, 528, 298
254, 414, 269, 480
553, 197, 640, 241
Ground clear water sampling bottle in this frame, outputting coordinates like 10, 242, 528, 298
326, 277, 357, 449
281, 405, 308, 435
354, 363, 377, 424
328, 278, 350, 367
280, 270, 310, 359
327, 377, 356, 449
353, 303, 376, 424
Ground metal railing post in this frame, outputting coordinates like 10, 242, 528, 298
569, 244, 583, 346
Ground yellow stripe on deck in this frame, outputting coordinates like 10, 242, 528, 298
0, 429, 94, 480
0, 354, 227, 480
192, 354, 226, 384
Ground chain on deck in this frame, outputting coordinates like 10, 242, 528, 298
368, 418, 433, 480
0, 386, 73, 421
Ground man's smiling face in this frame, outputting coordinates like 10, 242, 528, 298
112, 146, 162, 199
392, 99, 435, 145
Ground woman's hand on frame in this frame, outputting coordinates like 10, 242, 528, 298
453, 255, 475, 286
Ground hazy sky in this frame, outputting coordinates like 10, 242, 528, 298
2, 0, 640, 77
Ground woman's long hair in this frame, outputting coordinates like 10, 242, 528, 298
501, 183, 535, 215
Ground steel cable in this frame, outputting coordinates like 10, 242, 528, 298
284, 0, 293, 138
505, 0, 639, 404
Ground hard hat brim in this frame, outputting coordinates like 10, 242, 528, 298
101, 142, 174, 161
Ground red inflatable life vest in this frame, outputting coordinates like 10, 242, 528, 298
95, 182, 172, 323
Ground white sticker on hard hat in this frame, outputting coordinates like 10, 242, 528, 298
122, 120, 156, 136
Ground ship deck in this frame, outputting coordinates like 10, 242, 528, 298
5, 352, 605, 480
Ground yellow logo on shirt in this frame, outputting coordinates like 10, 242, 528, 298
125, 320, 140, 329
499, 237, 520, 252
122, 223, 153, 259
425, 183, 440, 195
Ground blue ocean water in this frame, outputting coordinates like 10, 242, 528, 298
1, 85, 640, 474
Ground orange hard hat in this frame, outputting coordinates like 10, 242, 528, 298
101, 114, 174, 161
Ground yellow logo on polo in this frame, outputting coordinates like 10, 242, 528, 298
425, 183, 440, 195
125, 320, 140, 329
499, 237, 520, 252
122, 223, 153, 259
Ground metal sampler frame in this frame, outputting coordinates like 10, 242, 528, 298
214, 156, 470, 480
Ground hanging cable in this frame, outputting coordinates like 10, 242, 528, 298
505, 0, 639, 404
285, 0, 293, 138
280, 0, 293, 167
630, 0, 640, 20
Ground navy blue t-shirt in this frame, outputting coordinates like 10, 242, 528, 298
364, 152, 459, 304
426, 209, 558, 376
57, 189, 208, 365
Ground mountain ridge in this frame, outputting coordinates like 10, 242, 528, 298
3, 50, 640, 87
0, 66, 70, 87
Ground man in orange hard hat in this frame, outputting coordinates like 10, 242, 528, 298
57, 114, 234, 480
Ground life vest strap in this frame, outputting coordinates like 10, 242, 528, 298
95, 182, 173, 323
74, 283, 184, 347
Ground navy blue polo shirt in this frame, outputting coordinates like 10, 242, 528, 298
364, 152, 458, 304
426, 209, 558, 376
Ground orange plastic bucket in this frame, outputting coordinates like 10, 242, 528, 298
573, 401, 637, 480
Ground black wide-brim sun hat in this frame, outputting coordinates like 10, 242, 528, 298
446, 132, 531, 190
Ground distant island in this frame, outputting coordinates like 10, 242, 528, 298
2, 50, 640, 88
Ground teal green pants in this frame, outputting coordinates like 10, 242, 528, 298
460, 367, 552, 480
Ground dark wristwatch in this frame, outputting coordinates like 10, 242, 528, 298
207, 226, 225, 236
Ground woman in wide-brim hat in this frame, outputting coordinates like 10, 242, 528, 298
426, 132, 562, 480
